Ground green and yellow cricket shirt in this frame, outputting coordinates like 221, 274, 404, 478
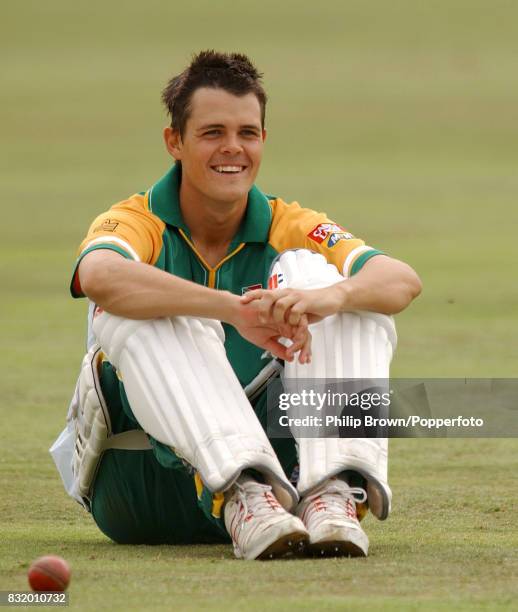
71, 163, 383, 387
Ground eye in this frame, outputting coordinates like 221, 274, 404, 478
241, 129, 259, 137
203, 129, 221, 137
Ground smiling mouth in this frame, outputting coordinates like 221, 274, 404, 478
211, 165, 247, 174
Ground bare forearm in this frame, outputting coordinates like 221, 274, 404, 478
336, 256, 422, 315
79, 251, 237, 321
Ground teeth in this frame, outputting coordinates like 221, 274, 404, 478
214, 166, 243, 173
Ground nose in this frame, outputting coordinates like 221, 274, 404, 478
219, 134, 243, 156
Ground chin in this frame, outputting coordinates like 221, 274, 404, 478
213, 185, 251, 204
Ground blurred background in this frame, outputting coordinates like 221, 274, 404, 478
2, 2, 518, 605
2, 0, 518, 429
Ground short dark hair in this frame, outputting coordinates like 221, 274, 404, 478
161, 50, 267, 137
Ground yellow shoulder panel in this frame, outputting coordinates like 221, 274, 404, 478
268, 198, 367, 275
78, 193, 166, 265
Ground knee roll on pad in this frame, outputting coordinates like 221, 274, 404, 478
272, 249, 397, 520
92, 312, 298, 512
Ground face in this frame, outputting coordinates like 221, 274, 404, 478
164, 87, 266, 206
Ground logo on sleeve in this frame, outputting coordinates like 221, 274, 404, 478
328, 231, 354, 247
268, 273, 284, 289
308, 223, 353, 247
94, 219, 119, 233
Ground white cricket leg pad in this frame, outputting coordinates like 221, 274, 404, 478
92, 312, 298, 512
272, 249, 397, 520
50, 344, 151, 509
73, 345, 110, 500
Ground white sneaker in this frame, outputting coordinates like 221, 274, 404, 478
223, 474, 309, 560
297, 477, 369, 557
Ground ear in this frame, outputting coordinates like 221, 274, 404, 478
163, 126, 183, 160
262, 128, 267, 143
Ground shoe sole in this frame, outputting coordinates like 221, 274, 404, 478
308, 539, 367, 558
256, 531, 309, 560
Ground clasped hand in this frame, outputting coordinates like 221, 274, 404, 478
232, 285, 345, 365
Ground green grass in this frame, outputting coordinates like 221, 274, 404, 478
2, 0, 518, 609
2, 435, 518, 610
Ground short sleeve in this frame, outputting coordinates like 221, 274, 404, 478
70, 192, 166, 297
268, 199, 383, 277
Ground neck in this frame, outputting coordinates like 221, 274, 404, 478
179, 178, 247, 266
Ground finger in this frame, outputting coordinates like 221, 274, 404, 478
285, 319, 311, 363
257, 295, 277, 324
291, 315, 309, 342
298, 325, 312, 364
285, 327, 308, 359
277, 321, 301, 340
263, 337, 292, 362
242, 288, 289, 303
289, 327, 306, 349
295, 314, 309, 336
240, 289, 267, 303
245, 294, 274, 324
271, 288, 293, 300
272, 295, 300, 324
287, 302, 307, 326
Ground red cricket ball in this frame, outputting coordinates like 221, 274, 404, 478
28, 555, 71, 591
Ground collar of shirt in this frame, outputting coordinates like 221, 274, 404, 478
147, 162, 273, 247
